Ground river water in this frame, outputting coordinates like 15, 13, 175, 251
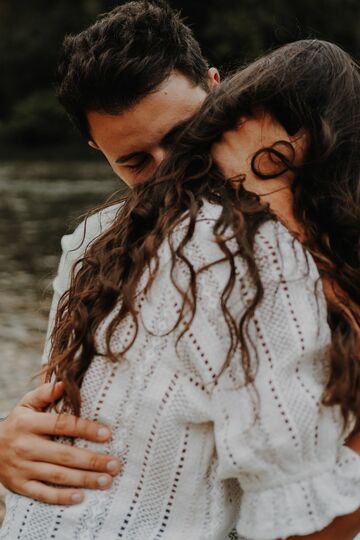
0, 161, 125, 417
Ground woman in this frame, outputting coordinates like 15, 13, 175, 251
1, 39, 359, 539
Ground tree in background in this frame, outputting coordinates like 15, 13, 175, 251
172, 0, 360, 67
0, 0, 359, 149
0, 0, 89, 147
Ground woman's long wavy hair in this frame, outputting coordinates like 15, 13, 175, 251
42, 40, 360, 431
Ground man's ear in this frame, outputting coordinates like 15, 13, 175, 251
88, 140, 100, 150
208, 67, 220, 88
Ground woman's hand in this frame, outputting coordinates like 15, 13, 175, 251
0, 382, 122, 505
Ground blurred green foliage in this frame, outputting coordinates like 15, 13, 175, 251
0, 0, 359, 150
0, 91, 72, 145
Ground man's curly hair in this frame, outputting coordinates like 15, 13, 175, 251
56, 0, 209, 139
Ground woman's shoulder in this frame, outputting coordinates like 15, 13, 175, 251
253, 219, 318, 283
190, 200, 318, 283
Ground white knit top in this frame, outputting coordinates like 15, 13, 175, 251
1, 200, 360, 540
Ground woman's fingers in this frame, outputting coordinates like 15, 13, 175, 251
23, 461, 115, 490
18, 437, 122, 475
20, 480, 85, 506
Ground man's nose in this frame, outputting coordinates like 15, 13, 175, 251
152, 147, 168, 168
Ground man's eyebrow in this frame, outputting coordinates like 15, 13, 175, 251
115, 151, 144, 164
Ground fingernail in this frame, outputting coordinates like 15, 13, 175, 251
97, 475, 110, 487
71, 492, 84, 503
107, 460, 120, 472
97, 427, 110, 440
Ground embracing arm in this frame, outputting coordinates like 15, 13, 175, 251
0, 205, 123, 504
0, 384, 121, 504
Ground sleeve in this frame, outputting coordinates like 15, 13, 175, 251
40, 204, 122, 366
179, 218, 360, 540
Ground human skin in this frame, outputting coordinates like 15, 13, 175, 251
212, 111, 308, 239
87, 69, 220, 187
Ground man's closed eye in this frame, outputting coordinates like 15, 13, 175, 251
125, 155, 150, 172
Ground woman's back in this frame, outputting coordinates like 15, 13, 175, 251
2, 201, 359, 540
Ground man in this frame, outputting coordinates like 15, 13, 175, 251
0, 0, 220, 506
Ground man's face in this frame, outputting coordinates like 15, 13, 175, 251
87, 70, 219, 187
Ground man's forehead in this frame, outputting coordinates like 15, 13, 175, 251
87, 71, 208, 155
95, 112, 186, 154
88, 100, 204, 157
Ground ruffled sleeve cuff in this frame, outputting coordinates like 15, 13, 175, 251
236, 447, 360, 540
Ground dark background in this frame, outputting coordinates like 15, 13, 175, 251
0, 0, 359, 158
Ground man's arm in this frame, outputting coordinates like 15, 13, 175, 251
0, 382, 122, 505
0, 205, 123, 505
